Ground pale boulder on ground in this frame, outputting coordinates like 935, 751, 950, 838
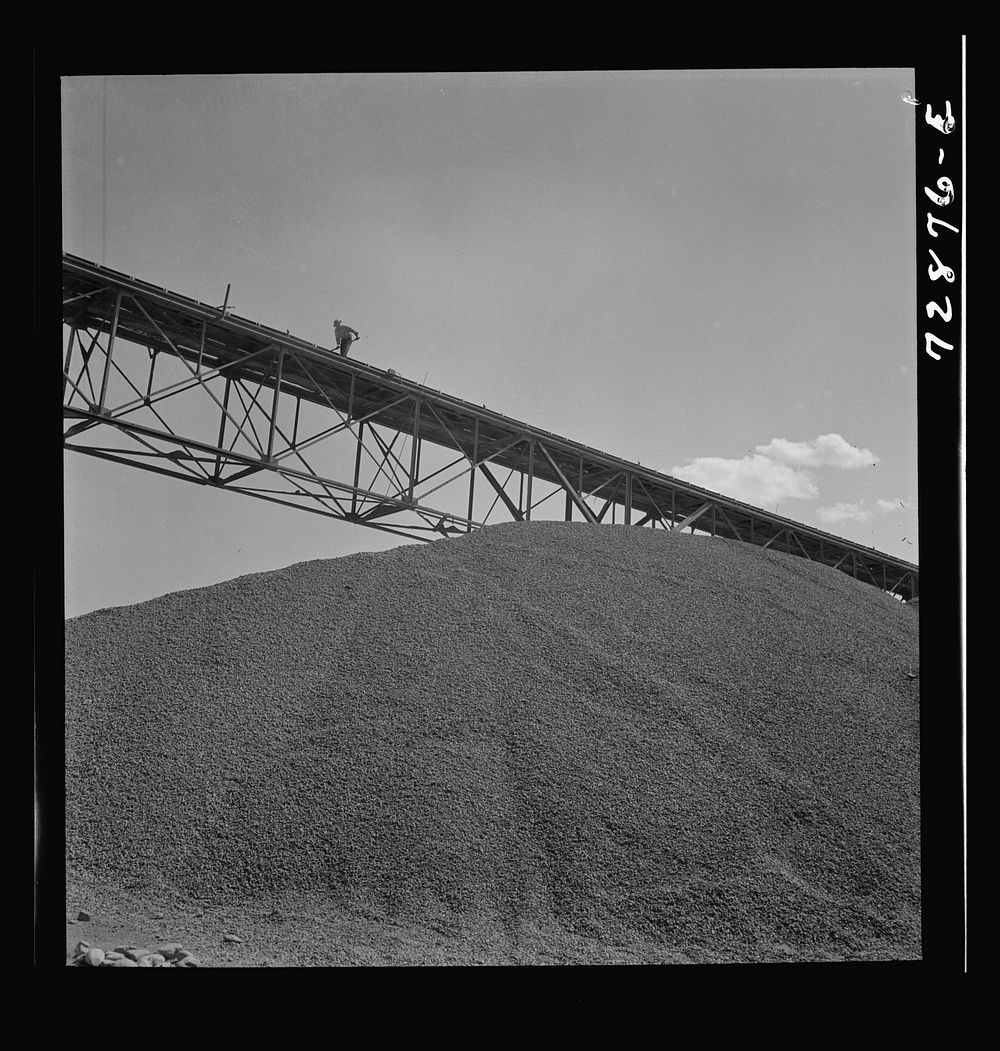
65, 937, 205, 967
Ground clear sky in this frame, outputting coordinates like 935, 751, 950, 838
61, 68, 919, 618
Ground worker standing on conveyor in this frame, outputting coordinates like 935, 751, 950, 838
334, 319, 360, 357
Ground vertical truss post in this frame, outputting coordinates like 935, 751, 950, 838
539, 444, 598, 525
98, 291, 123, 412
64, 325, 77, 399
711, 504, 716, 537
196, 320, 207, 372
526, 440, 534, 520
467, 419, 478, 531
352, 421, 365, 515
408, 398, 421, 502
266, 350, 284, 461
624, 472, 632, 525
214, 376, 232, 480
479, 463, 525, 522
145, 349, 159, 401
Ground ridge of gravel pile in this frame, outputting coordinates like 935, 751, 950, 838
66, 520, 920, 964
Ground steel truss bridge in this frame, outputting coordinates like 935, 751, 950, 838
62, 254, 918, 602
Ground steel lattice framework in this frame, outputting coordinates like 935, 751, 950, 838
62, 254, 918, 601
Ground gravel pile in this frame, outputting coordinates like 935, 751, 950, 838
66, 521, 920, 964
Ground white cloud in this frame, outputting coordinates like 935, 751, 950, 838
755, 433, 878, 470
817, 497, 913, 523
875, 497, 913, 514
669, 453, 818, 506
816, 501, 872, 524
669, 435, 890, 513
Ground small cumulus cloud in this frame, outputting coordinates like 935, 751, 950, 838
670, 453, 819, 506
816, 501, 873, 524
669, 433, 882, 510
755, 433, 878, 470
817, 497, 914, 524
875, 497, 913, 514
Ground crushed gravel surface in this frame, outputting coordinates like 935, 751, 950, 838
65, 521, 920, 965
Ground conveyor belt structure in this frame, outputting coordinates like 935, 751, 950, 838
62, 253, 919, 602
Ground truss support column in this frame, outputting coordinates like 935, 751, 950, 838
526, 440, 534, 520
408, 398, 421, 502
266, 350, 284, 461
537, 443, 598, 525
763, 528, 785, 550
624, 472, 632, 525
467, 419, 478, 531
672, 502, 712, 533
98, 291, 123, 413
352, 421, 365, 516
479, 463, 524, 522
64, 325, 78, 399
214, 377, 232, 480
145, 349, 159, 401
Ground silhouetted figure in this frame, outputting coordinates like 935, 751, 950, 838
334, 319, 359, 357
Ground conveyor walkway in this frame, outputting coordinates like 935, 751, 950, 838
62, 253, 918, 601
